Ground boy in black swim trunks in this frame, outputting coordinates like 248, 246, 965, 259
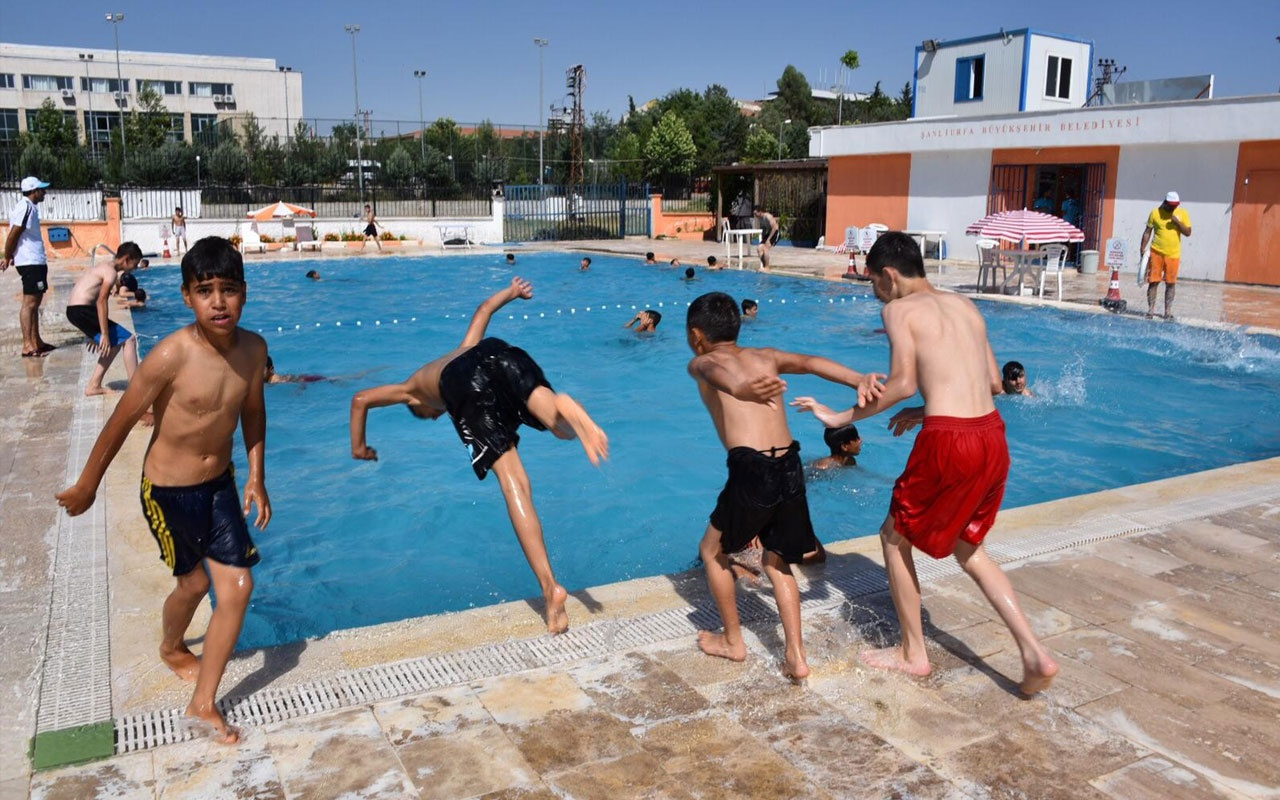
58, 237, 271, 744
349, 276, 609, 635
685, 291, 883, 682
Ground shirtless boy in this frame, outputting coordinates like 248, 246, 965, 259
362, 204, 381, 252
685, 291, 881, 683
349, 276, 608, 634
625, 309, 661, 332
66, 241, 143, 396
57, 237, 271, 743
755, 208, 779, 269
791, 232, 1058, 696
171, 207, 188, 256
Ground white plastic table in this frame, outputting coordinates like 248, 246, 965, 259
725, 227, 763, 269
901, 229, 947, 272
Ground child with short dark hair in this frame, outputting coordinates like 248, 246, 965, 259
707, 255, 718, 270
685, 291, 882, 683
58, 236, 271, 743
625, 309, 662, 332
644, 252, 656, 264
350, 276, 608, 635
1000, 361, 1033, 396
741, 298, 758, 319
66, 241, 144, 396
684, 267, 696, 280
813, 424, 861, 469
580, 256, 591, 271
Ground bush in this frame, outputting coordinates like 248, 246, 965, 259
379, 230, 397, 241
323, 232, 340, 242
228, 234, 242, 247
340, 230, 364, 242
258, 234, 274, 243
532, 222, 614, 241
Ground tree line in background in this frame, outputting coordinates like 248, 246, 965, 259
3, 59, 910, 190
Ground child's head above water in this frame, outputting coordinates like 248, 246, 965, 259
182, 237, 244, 287
823, 424, 862, 457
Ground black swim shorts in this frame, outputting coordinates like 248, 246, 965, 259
140, 468, 260, 576
710, 441, 817, 564
15, 264, 48, 295
364, 224, 378, 237
66, 304, 133, 347
438, 337, 553, 479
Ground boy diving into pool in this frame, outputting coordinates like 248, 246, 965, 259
57, 237, 271, 744
349, 276, 609, 634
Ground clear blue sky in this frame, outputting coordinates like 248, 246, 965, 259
6, 0, 1278, 128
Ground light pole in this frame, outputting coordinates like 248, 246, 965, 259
278, 66, 292, 141
534, 37, 548, 185
344, 24, 364, 202
777, 118, 791, 160
446, 154, 454, 181
78, 53, 95, 155
106, 13, 127, 159
195, 154, 201, 188
413, 69, 427, 161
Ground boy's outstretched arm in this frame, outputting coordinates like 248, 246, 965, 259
460, 276, 533, 348
241, 340, 271, 529
349, 382, 415, 460
56, 340, 175, 515
769, 349, 886, 407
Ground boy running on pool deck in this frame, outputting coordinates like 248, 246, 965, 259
66, 241, 143, 396
57, 237, 271, 743
349, 276, 608, 634
791, 232, 1058, 696
685, 291, 882, 683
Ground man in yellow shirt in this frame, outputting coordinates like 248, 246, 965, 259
1139, 191, 1191, 319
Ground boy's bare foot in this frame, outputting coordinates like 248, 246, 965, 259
85, 385, 117, 397
545, 584, 569, 635
160, 643, 200, 682
783, 653, 810, 686
1019, 651, 1060, 697
556, 395, 609, 465
697, 631, 747, 662
184, 700, 239, 745
860, 646, 932, 677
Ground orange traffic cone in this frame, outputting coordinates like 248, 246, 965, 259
162, 234, 171, 259
1099, 265, 1127, 313
842, 252, 862, 281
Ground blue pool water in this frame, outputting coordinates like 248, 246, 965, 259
133, 252, 1280, 649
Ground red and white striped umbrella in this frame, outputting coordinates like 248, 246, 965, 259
964, 209, 1084, 245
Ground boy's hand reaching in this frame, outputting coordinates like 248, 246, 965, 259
887, 406, 924, 436
789, 397, 847, 428
510, 276, 533, 301
55, 484, 96, 516
352, 444, 378, 461
243, 479, 272, 529
857, 373, 887, 407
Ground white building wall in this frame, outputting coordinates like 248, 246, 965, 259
1023, 36, 1092, 112
905, 150, 993, 260
1114, 143, 1239, 281
914, 34, 1026, 119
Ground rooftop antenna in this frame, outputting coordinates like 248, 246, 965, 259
565, 64, 586, 186
1087, 58, 1127, 106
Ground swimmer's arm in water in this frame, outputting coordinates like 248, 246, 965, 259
460, 276, 533, 348
56, 337, 177, 515
766, 348, 886, 407
349, 382, 415, 460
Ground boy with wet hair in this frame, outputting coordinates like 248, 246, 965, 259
812, 424, 861, 470
1000, 361, 1034, 396
58, 236, 271, 743
580, 256, 591, 271
791, 231, 1058, 695
644, 252, 657, 264
685, 291, 882, 683
625, 309, 662, 333
741, 298, 758, 319
349, 276, 608, 635
66, 241, 144, 396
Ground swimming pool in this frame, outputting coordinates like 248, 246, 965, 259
134, 252, 1280, 649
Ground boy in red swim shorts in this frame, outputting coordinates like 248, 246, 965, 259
792, 231, 1058, 696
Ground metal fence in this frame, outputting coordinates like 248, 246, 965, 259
0, 188, 105, 221
654, 176, 712, 214
117, 185, 493, 220
504, 182, 649, 242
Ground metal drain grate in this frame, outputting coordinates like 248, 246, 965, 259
114, 487, 1280, 754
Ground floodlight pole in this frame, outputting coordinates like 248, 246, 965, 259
106, 13, 127, 159
534, 38, 549, 185
413, 69, 427, 161
778, 118, 791, 160
279, 66, 292, 140
79, 53, 95, 155
345, 24, 364, 202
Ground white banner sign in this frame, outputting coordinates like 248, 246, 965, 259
858, 227, 879, 253
1104, 237, 1128, 269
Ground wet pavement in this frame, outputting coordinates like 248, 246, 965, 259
4, 243, 1280, 799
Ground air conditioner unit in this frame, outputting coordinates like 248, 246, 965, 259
112, 91, 127, 101
212, 94, 224, 103
60, 89, 75, 99
221, 94, 235, 104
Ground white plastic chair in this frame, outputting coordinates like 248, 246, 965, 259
240, 224, 266, 254
975, 238, 1004, 293
1038, 244, 1069, 300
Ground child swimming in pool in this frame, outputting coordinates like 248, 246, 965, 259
791, 232, 1058, 695
57, 237, 271, 744
685, 291, 882, 683
349, 276, 609, 635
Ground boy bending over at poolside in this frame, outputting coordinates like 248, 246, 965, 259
58, 237, 271, 743
686, 291, 882, 683
66, 241, 143, 396
349, 276, 608, 634
792, 232, 1058, 696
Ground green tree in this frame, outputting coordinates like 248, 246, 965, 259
58, 148, 100, 188
18, 143, 59, 183
424, 118, 459, 156
838, 50, 861, 125
606, 130, 644, 181
125, 85, 173, 151
381, 146, 415, 186
701, 84, 749, 167
898, 81, 914, 117
644, 111, 697, 184
742, 127, 778, 163
207, 141, 249, 185
775, 65, 817, 126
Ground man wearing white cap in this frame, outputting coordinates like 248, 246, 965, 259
1139, 191, 1191, 320
2, 176, 53, 356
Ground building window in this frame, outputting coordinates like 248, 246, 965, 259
1045, 56, 1073, 100
139, 79, 182, 96
954, 56, 985, 102
22, 75, 74, 92
192, 113, 219, 144
168, 113, 185, 142
85, 111, 121, 145
0, 74, 15, 90
80, 77, 130, 94
26, 109, 78, 133
188, 82, 234, 98
0, 110, 19, 141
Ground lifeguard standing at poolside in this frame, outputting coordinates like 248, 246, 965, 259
1140, 191, 1191, 320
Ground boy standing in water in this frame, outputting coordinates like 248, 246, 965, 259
57, 237, 271, 743
349, 276, 608, 634
685, 291, 881, 683
792, 232, 1058, 695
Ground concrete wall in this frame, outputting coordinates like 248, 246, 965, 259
1113, 143, 1239, 281
905, 150, 993, 260
650, 194, 715, 241
824, 154, 911, 243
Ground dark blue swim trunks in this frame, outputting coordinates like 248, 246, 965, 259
140, 468, 260, 576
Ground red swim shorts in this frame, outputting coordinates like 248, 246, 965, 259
889, 410, 1010, 559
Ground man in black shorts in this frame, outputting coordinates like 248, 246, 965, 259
2, 176, 54, 357
755, 208, 780, 270
349, 276, 609, 634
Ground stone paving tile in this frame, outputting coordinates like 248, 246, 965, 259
1207, 507, 1280, 545
1101, 600, 1237, 665
634, 716, 824, 799
28, 753, 155, 800
1077, 687, 1280, 796
475, 786, 560, 800
567, 652, 710, 725
1009, 557, 1186, 627
473, 671, 593, 726
500, 709, 643, 776
1088, 537, 1192, 577
372, 686, 491, 746
1089, 756, 1239, 800
1193, 645, 1280, 700
1135, 522, 1280, 577
396, 723, 539, 800
1043, 627, 1239, 709
262, 706, 417, 800
1157, 583, 1280, 654
542, 751, 698, 800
